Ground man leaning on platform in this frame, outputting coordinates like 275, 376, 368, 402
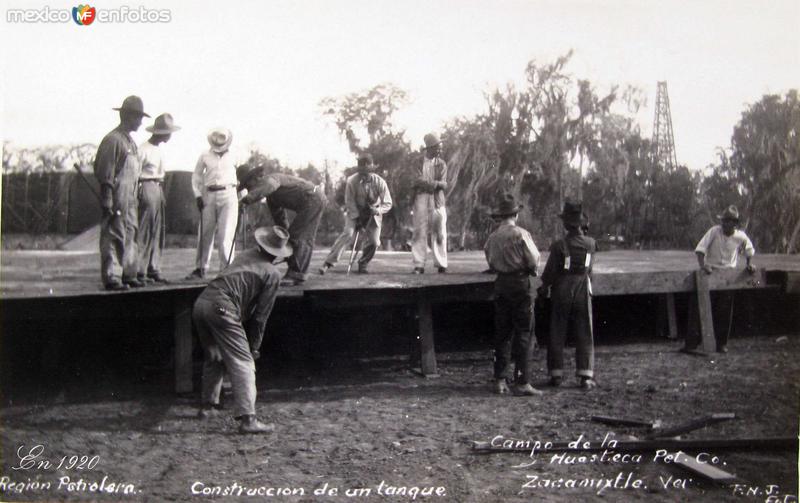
94, 95, 149, 291
682, 205, 756, 354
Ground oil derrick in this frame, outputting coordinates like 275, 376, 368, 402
651, 81, 678, 170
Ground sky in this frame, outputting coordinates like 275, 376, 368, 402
1, 0, 798, 175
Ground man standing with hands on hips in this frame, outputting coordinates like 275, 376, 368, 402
411, 133, 448, 274
137, 113, 180, 284
186, 128, 241, 280
94, 95, 148, 291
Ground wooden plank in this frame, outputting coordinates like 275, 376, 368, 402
173, 295, 194, 394
652, 413, 736, 438
472, 436, 797, 454
695, 271, 717, 353
591, 415, 658, 429
666, 293, 678, 339
417, 297, 438, 377
674, 451, 737, 482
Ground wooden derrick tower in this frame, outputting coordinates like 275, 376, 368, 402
651, 81, 678, 170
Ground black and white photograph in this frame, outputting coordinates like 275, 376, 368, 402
1, 1, 798, 501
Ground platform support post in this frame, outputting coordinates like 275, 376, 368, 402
695, 271, 716, 353
416, 297, 439, 377
174, 295, 194, 394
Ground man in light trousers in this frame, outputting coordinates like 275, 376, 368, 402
411, 133, 448, 274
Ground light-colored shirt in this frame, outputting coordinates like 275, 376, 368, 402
138, 140, 165, 181
484, 222, 540, 275
192, 150, 240, 197
344, 173, 393, 221
695, 225, 755, 269
415, 156, 448, 209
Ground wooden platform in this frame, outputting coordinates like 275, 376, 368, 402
2, 249, 798, 392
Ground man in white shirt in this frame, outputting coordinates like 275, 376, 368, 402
683, 205, 756, 353
411, 133, 448, 274
137, 113, 180, 284
186, 128, 241, 279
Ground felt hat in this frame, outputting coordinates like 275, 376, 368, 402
236, 164, 265, 191
146, 113, 181, 134
112, 95, 150, 117
254, 226, 293, 258
717, 205, 740, 222
491, 193, 524, 218
423, 133, 441, 149
559, 200, 587, 227
207, 128, 233, 153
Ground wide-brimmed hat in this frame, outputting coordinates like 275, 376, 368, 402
146, 113, 181, 134
112, 95, 150, 117
236, 164, 265, 190
559, 200, 587, 227
356, 153, 376, 172
423, 133, 441, 149
491, 193, 523, 218
717, 205, 740, 222
207, 128, 232, 153
254, 226, 293, 258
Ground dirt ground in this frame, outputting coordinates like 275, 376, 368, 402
1, 335, 798, 503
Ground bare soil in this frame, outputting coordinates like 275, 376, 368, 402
1, 335, 798, 503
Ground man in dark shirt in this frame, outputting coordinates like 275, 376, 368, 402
484, 194, 542, 396
93, 95, 149, 290
237, 167, 326, 286
539, 201, 598, 390
193, 226, 291, 434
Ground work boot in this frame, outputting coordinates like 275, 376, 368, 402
580, 377, 597, 390
197, 403, 223, 419
136, 275, 154, 285
104, 279, 129, 291
549, 376, 563, 387
280, 277, 303, 287
123, 277, 146, 288
357, 264, 369, 274
493, 379, 510, 395
438, 267, 447, 274
515, 383, 543, 396
185, 268, 205, 280
148, 274, 169, 284
318, 263, 332, 275
412, 267, 425, 275
238, 415, 275, 434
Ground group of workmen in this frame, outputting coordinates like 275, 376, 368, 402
94, 95, 757, 434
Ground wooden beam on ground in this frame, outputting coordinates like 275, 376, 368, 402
673, 451, 737, 482
471, 436, 797, 454
695, 271, 717, 353
173, 295, 194, 394
652, 413, 736, 439
591, 415, 659, 429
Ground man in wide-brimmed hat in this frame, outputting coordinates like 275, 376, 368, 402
682, 205, 756, 354
193, 225, 291, 434
136, 113, 180, 284
93, 95, 150, 290
539, 200, 598, 390
237, 163, 327, 286
411, 133, 449, 274
484, 193, 542, 396
186, 128, 242, 279
318, 153, 392, 274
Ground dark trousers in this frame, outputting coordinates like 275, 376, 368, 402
280, 191, 326, 281
685, 291, 735, 350
493, 274, 535, 384
547, 275, 594, 378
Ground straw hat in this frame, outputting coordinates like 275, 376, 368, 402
207, 128, 232, 153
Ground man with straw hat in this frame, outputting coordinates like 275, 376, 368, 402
318, 153, 392, 275
193, 225, 292, 434
186, 128, 241, 279
484, 193, 542, 396
539, 200, 598, 390
411, 133, 449, 274
681, 205, 756, 354
94, 95, 150, 290
236, 165, 327, 286
136, 113, 180, 284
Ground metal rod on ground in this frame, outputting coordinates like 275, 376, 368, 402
228, 206, 243, 265
346, 229, 361, 276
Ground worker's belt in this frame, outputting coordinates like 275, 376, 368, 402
206, 184, 236, 192
496, 270, 530, 277
140, 178, 163, 183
